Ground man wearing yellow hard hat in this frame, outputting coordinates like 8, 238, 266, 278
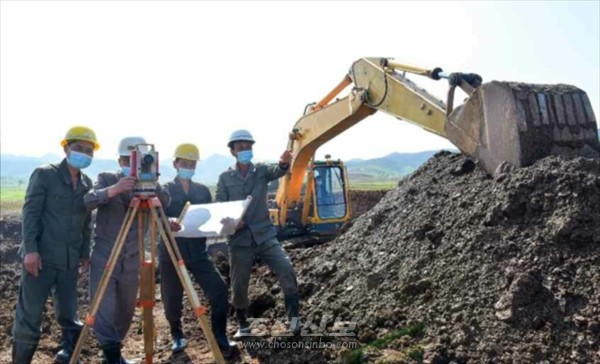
159, 143, 238, 358
12, 126, 98, 364
84, 136, 170, 364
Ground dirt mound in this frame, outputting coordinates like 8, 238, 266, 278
0, 219, 226, 363
0, 217, 21, 360
0, 216, 101, 363
349, 190, 389, 218
1, 217, 21, 264
239, 152, 600, 363
1, 152, 598, 363
289, 152, 600, 363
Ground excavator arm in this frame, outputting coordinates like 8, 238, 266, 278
275, 58, 451, 212
275, 57, 599, 225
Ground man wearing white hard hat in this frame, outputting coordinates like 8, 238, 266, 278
84, 136, 170, 364
216, 129, 301, 338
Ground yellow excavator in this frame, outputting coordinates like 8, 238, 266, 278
269, 57, 599, 240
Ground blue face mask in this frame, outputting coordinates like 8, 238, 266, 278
237, 150, 253, 165
121, 166, 131, 177
177, 168, 195, 179
67, 151, 92, 170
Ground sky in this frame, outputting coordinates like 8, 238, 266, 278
1, 1, 599, 162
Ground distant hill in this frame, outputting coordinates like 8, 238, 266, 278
1, 150, 442, 186
346, 150, 442, 178
2, 130, 597, 188
0, 153, 236, 186
161, 154, 235, 184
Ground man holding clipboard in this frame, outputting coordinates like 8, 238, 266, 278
159, 143, 237, 357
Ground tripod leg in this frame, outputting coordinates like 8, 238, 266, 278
148, 214, 157, 350
150, 213, 157, 345
69, 202, 140, 364
149, 205, 226, 364
138, 211, 155, 364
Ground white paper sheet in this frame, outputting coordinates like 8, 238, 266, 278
174, 196, 252, 238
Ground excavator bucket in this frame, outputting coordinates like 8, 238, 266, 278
446, 81, 600, 175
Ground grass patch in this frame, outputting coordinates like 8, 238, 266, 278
349, 181, 397, 191
369, 323, 425, 349
406, 345, 424, 362
1, 185, 26, 200
0, 186, 26, 214
342, 322, 426, 364
342, 348, 364, 364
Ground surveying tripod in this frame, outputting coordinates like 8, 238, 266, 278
69, 195, 225, 364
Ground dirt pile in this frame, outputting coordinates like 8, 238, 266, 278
0, 217, 221, 363
348, 190, 389, 218
0, 217, 22, 359
1, 152, 599, 363
245, 152, 600, 363
0, 217, 103, 363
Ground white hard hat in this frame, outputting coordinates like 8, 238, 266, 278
227, 129, 255, 148
118, 136, 146, 156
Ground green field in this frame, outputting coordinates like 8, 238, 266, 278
0, 180, 396, 215
349, 180, 397, 191
0, 186, 26, 213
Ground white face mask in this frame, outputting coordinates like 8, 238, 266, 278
67, 150, 93, 169
236, 150, 253, 164
121, 166, 131, 176
177, 168, 195, 179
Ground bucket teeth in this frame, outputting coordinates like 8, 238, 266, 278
446, 81, 600, 175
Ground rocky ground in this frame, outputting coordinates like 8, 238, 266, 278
1, 151, 599, 363
347, 190, 389, 219
0, 187, 386, 363
223, 152, 600, 363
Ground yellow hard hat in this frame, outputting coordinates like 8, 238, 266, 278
174, 143, 200, 161
60, 126, 100, 150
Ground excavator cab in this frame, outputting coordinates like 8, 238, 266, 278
271, 158, 350, 241
310, 162, 350, 229
274, 57, 599, 242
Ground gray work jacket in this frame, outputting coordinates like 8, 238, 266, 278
215, 162, 288, 246
84, 172, 170, 259
20, 159, 93, 270
159, 178, 212, 263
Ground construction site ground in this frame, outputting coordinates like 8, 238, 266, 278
1, 152, 599, 363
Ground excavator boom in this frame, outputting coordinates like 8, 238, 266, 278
275, 57, 600, 232
352, 58, 600, 174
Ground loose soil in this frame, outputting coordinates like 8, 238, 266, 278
1, 152, 598, 363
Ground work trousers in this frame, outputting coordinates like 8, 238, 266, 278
159, 251, 229, 345
12, 265, 82, 345
229, 237, 298, 309
89, 251, 139, 345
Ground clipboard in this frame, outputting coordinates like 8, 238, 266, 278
174, 196, 253, 238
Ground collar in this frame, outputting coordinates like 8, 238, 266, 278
229, 162, 255, 180
59, 158, 89, 189
174, 177, 193, 192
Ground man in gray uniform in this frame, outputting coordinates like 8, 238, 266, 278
159, 143, 236, 357
84, 136, 170, 364
12, 126, 98, 364
215, 129, 301, 338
